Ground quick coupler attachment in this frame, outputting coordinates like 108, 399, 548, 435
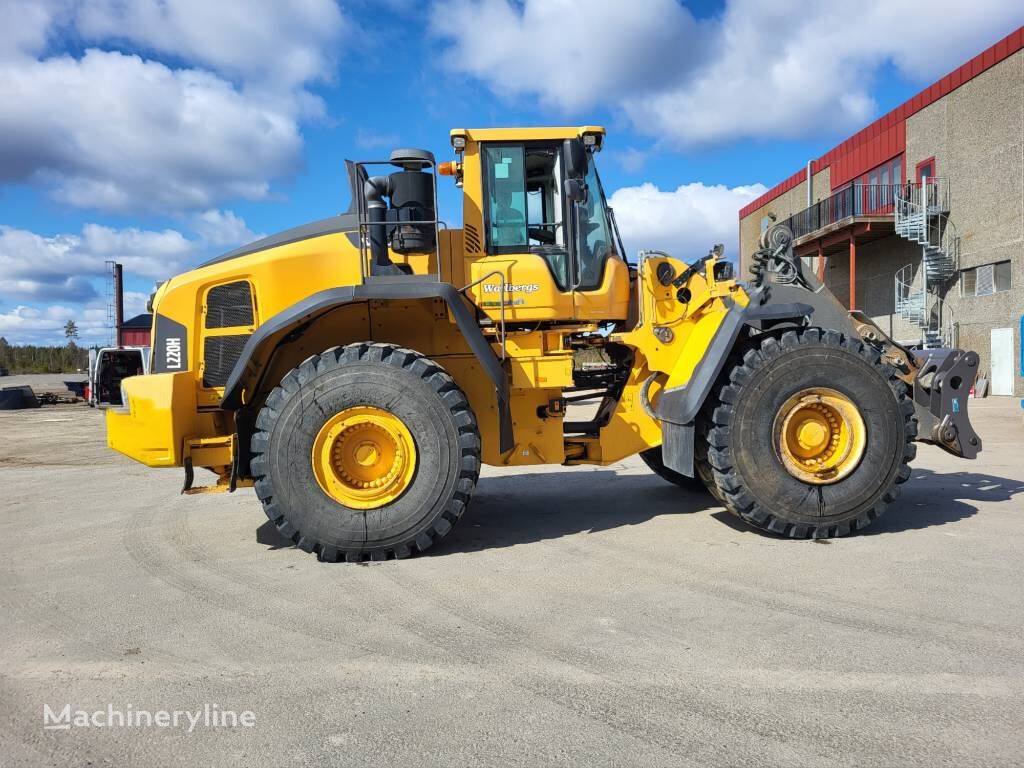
912, 349, 982, 459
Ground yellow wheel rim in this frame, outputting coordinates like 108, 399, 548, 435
311, 406, 417, 509
774, 387, 866, 485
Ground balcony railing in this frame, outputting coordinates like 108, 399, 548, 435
781, 181, 948, 241
781, 184, 898, 239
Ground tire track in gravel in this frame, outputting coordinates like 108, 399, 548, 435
374, 565, 837, 768
122, 502, 396, 666
145, 491, 1017, 767
153, 502, 709, 767
142, 505, 704, 768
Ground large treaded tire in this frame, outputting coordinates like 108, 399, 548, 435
250, 343, 481, 561
705, 328, 917, 538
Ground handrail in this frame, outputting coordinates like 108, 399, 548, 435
894, 261, 954, 347
353, 156, 444, 282
782, 179, 950, 242
895, 180, 957, 282
459, 270, 507, 360
782, 184, 901, 239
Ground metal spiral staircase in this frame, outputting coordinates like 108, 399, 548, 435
894, 179, 959, 347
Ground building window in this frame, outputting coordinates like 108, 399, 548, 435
854, 154, 903, 212
916, 157, 936, 183
961, 260, 1011, 297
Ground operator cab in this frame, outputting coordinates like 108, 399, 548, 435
453, 127, 631, 324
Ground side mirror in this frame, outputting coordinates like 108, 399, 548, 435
565, 178, 588, 204
563, 138, 588, 180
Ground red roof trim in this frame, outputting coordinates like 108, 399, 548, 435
739, 25, 1024, 219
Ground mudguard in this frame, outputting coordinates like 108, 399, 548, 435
656, 292, 815, 476
220, 276, 514, 454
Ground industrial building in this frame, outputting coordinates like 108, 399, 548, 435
739, 27, 1024, 396
117, 314, 152, 347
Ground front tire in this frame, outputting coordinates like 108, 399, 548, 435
250, 343, 481, 561
706, 328, 916, 538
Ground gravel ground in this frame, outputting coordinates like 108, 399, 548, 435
0, 373, 87, 398
1, 393, 1022, 767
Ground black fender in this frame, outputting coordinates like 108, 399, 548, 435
221, 277, 513, 454
657, 296, 815, 476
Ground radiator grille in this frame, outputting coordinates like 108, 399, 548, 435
205, 281, 254, 328
203, 334, 250, 388
464, 223, 481, 254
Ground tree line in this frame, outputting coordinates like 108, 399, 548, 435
0, 337, 91, 374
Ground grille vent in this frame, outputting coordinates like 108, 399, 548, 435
203, 334, 250, 388
464, 223, 481, 253
205, 281, 254, 328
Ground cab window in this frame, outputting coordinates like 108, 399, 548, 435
483, 145, 528, 249
576, 160, 615, 291
483, 143, 570, 288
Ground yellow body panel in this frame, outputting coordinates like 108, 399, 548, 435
107, 124, 753, 482
107, 372, 202, 467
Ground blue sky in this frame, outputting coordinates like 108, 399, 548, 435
1, 0, 1021, 345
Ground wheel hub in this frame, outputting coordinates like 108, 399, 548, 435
312, 406, 417, 509
774, 388, 866, 485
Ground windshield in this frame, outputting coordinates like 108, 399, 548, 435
576, 157, 621, 291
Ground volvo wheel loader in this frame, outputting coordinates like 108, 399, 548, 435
107, 126, 982, 560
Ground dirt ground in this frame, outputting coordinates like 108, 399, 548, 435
1, 385, 1022, 767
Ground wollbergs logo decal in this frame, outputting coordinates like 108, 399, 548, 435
480, 282, 540, 307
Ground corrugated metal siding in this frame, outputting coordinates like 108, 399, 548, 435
119, 330, 151, 347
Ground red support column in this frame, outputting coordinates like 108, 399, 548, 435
848, 236, 857, 310
816, 242, 825, 281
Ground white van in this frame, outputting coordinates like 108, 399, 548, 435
87, 347, 151, 407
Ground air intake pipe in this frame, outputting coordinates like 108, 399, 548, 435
363, 175, 393, 274
362, 148, 436, 276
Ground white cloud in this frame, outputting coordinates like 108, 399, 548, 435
0, 1, 345, 213
0, 210, 255, 312
430, 0, 700, 112
0, 50, 302, 212
432, 0, 1024, 146
74, 0, 344, 91
190, 209, 263, 247
0, 303, 111, 345
608, 181, 767, 262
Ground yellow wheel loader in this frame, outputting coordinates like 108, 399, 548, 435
107, 126, 982, 560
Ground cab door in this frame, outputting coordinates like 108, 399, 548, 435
462, 139, 629, 324
569, 155, 630, 322
463, 142, 575, 323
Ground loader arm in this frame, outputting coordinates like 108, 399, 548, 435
656, 224, 981, 477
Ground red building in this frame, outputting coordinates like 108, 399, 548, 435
117, 313, 152, 347
738, 27, 1023, 396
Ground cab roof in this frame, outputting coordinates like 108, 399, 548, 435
450, 126, 605, 143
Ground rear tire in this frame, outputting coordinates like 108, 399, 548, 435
706, 328, 916, 538
250, 343, 481, 561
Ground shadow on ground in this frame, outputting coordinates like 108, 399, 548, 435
432, 471, 714, 555
255, 471, 713, 554
861, 468, 1024, 535
712, 467, 1024, 538
255, 467, 1024, 554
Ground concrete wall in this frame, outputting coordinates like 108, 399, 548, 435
738, 166, 831, 274
819, 236, 925, 343
906, 48, 1024, 395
